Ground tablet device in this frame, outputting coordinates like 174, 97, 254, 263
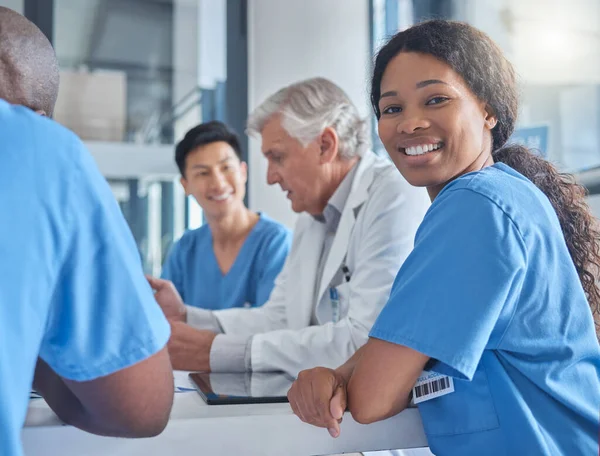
189, 372, 293, 405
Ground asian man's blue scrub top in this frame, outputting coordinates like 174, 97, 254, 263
162, 213, 291, 311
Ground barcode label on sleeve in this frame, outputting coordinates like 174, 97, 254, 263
412, 371, 454, 404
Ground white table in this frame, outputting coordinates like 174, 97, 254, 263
22, 373, 428, 456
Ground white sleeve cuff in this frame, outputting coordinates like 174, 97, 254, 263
209, 334, 252, 372
186, 305, 223, 333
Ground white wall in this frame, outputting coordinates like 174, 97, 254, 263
85, 141, 178, 179
247, 0, 371, 229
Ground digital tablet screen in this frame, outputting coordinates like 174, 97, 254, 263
189, 372, 294, 405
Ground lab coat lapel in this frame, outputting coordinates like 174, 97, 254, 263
289, 217, 326, 329
315, 152, 377, 306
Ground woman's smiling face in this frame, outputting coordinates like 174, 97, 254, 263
377, 51, 497, 199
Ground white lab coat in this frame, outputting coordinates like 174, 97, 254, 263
214, 151, 430, 375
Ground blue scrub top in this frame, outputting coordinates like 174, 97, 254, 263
0, 102, 171, 456
370, 163, 600, 456
161, 213, 291, 310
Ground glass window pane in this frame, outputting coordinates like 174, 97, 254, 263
371, 0, 600, 173
108, 177, 188, 275
0, 0, 23, 14
53, 0, 175, 144
52, 0, 227, 146
52, 0, 230, 272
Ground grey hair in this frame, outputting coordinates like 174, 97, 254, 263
247, 77, 370, 159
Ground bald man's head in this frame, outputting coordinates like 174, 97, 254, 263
0, 7, 59, 116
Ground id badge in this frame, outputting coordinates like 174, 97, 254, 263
329, 287, 340, 323
412, 370, 454, 404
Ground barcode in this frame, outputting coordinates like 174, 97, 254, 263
414, 377, 450, 398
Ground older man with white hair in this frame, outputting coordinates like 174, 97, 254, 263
150, 77, 430, 378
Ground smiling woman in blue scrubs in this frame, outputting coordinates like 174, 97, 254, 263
160, 121, 291, 311
287, 21, 600, 456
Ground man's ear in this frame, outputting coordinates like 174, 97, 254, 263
239, 161, 248, 184
319, 127, 339, 164
35, 110, 47, 117
180, 176, 190, 196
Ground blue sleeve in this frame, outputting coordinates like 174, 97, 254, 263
369, 188, 527, 380
39, 142, 170, 382
255, 227, 291, 306
161, 236, 186, 300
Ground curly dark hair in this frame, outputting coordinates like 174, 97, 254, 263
371, 20, 600, 332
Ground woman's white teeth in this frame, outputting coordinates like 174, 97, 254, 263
405, 143, 442, 156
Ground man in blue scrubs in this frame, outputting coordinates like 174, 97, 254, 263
0, 8, 174, 456
160, 121, 290, 311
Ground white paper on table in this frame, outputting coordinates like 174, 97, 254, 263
173, 370, 196, 393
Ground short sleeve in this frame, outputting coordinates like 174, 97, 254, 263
255, 228, 291, 306
39, 143, 170, 381
369, 188, 527, 380
161, 236, 186, 299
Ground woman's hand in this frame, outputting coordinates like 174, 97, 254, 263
287, 367, 349, 438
